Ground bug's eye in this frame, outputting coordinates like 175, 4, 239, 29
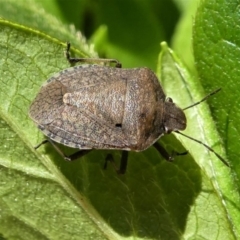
165, 97, 173, 102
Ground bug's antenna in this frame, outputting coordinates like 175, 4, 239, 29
175, 131, 229, 167
183, 88, 221, 111
180, 88, 229, 167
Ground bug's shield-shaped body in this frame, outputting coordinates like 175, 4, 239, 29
29, 65, 186, 151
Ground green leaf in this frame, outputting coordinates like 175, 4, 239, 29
0, 20, 112, 240
0, 19, 199, 238
0, 0, 238, 239
0, 0, 95, 57
158, 42, 234, 239
193, 0, 240, 238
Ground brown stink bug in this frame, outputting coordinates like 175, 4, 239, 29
29, 43, 229, 174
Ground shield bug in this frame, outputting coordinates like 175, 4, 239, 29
29, 43, 229, 174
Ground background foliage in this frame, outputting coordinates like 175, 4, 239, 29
0, 0, 239, 239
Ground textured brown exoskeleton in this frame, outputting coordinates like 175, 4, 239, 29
29, 43, 229, 174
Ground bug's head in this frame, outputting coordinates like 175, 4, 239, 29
163, 98, 186, 134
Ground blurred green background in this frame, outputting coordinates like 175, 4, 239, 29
36, 0, 181, 69
2, 0, 195, 71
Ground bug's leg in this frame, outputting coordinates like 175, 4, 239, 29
153, 142, 188, 162
64, 150, 92, 161
104, 154, 116, 170
34, 139, 49, 149
104, 151, 128, 174
65, 42, 122, 68
118, 151, 128, 174
34, 139, 91, 161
